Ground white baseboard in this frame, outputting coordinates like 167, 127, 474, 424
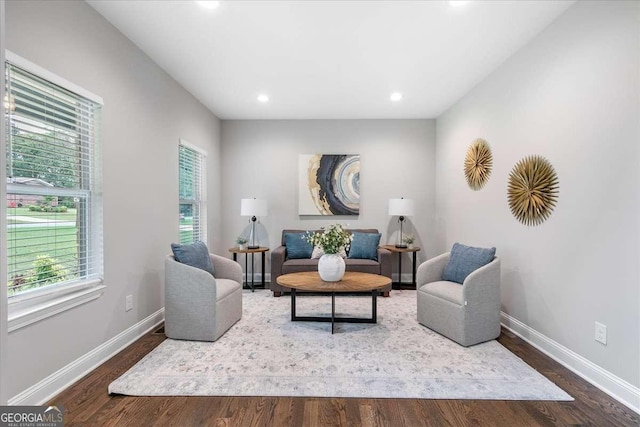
501, 312, 640, 414
242, 273, 271, 283
9, 308, 164, 405
396, 273, 417, 286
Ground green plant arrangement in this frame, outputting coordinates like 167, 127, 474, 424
304, 224, 353, 254
402, 234, 415, 245
235, 236, 248, 245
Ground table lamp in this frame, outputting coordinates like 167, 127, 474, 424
388, 197, 415, 248
241, 198, 268, 249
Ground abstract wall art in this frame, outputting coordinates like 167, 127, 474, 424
298, 154, 360, 215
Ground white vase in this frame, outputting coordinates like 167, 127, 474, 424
318, 253, 346, 282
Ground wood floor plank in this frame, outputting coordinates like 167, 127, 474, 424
342, 398, 362, 427
271, 396, 294, 426
46, 326, 639, 427
303, 399, 321, 427
358, 402, 375, 427
412, 400, 452, 427
368, 399, 399, 427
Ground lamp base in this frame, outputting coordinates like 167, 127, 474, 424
247, 245, 260, 250
395, 244, 408, 249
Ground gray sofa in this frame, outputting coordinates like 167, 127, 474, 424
270, 228, 392, 297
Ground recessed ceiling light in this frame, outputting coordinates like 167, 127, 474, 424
449, 1, 469, 7
257, 94, 269, 103
196, 1, 220, 10
390, 92, 403, 102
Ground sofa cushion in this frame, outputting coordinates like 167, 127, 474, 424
348, 232, 381, 261
344, 258, 381, 274
285, 232, 313, 259
418, 281, 464, 306
170, 241, 215, 276
282, 258, 320, 274
442, 242, 496, 284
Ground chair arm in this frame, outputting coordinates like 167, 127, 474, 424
210, 253, 242, 284
165, 256, 217, 305
416, 252, 450, 286
377, 247, 392, 279
271, 245, 287, 283
462, 257, 501, 307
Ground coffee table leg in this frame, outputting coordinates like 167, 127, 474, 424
288, 286, 383, 331
331, 292, 335, 334
373, 289, 378, 322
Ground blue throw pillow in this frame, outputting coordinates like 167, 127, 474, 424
442, 242, 496, 284
348, 232, 381, 261
285, 232, 313, 259
171, 241, 215, 277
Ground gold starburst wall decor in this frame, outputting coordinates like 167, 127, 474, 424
464, 138, 493, 190
507, 155, 559, 226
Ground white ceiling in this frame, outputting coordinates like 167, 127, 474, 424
87, 0, 573, 120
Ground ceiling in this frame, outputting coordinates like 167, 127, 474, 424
87, 1, 573, 120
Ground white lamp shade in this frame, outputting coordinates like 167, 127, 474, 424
388, 198, 415, 216
241, 198, 268, 217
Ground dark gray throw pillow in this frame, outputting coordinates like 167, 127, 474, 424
442, 242, 496, 284
171, 241, 215, 277
285, 232, 313, 259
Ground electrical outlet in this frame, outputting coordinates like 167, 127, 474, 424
126, 294, 133, 312
595, 321, 607, 345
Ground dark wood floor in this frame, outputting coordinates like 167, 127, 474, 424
48, 325, 639, 426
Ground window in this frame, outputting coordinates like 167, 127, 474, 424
5, 52, 103, 329
178, 140, 206, 244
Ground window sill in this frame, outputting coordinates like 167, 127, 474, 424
8, 280, 105, 333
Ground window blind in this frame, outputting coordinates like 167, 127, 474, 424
5, 62, 103, 297
178, 142, 206, 245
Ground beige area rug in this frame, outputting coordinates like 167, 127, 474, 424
109, 290, 572, 400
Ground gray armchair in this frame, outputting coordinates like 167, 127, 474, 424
165, 253, 243, 342
416, 252, 501, 347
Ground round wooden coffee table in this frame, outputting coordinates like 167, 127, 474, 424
276, 271, 391, 334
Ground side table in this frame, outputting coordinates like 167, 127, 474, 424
379, 245, 421, 290
228, 247, 269, 292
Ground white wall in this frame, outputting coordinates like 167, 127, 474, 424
221, 120, 436, 281
4, 0, 221, 398
435, 0, 639, 388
